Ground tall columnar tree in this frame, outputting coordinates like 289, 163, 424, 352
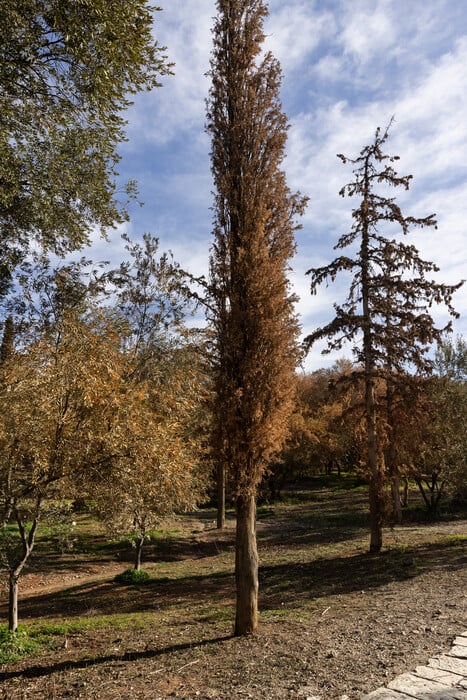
305, 123, 462, 552
0, 1, 171, 294
207, 0, 307, 635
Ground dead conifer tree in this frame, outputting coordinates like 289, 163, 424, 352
206, 0, 307, 635
305, 122, 462, 552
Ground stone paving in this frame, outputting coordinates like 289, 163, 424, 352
362, 631, 467, 699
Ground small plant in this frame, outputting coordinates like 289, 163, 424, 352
0, 626, 45, 664
114, 568, 151, 585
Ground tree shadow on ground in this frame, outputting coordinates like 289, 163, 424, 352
2, 537, 464, 624
0, 569, 235, 620
0, 634, 232, 682
260, 538, 466, 609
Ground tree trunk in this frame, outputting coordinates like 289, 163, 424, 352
7, 500, 41, 632
390, 474, 403, 525
416, 474, 445, 517
366, 378, 384, 553
134, 535, 144, 571
8, 575, 19, 633
234, 492, 258, 636
369, 465, 385, 553
217, 462, 226, 530
2, 500, 13, 529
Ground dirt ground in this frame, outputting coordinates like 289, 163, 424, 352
0, 487, 466, 699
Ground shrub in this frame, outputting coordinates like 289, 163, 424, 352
114, 568, 150, 585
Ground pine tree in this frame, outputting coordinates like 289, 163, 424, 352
305, 122, 462, 552
207, 0, 306, 634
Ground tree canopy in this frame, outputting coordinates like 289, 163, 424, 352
0, 1, 171, 293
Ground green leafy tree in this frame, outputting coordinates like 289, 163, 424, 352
207, 0, 307, 634
434, 335, 467, 382
305, 123, 462, 552
0, 1, 171, 293
106, 233, 196, 366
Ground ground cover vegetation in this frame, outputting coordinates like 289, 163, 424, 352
0, 480, 465, 698
0, 0, 465, 695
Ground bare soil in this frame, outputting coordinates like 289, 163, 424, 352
0, 484, 466, 699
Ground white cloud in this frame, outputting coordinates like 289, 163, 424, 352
113, 0, 467, 372
265, 2, 336, 72
125, 1, 214, 147
339, 4, 395, 64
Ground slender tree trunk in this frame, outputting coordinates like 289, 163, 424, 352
367, 396, 384, 553
8, 575, 19, 633
235, 492, 258, 636
134, 535, 144, 571
390, 475, 402, 524
416, 475, 445, 517
2, 500, 13, 529
8, 501, 41, 632
217, 462, 226, 530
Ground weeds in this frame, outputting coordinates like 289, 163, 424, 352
0, 625, 56, 664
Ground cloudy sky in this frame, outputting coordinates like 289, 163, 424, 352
107, 0, 467, 372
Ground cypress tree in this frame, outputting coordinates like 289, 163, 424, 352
207, 0, 307, 634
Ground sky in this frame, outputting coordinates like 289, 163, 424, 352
100, 0, 467, 372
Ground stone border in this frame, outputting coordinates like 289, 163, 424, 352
362, 632, 467, 699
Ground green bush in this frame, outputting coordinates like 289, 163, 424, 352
114, 568, 151, 585
0, 626, 44, 664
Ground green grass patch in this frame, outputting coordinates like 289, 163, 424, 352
442, 533, 467, 545
0, 609, 167, 664
114, 568, 151, 585
0, 625, 57, 664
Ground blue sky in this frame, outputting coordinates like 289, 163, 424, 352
98, 0, 467, 372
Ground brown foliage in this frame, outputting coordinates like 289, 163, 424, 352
207, 0, 307, 633
305, 122, 463, 551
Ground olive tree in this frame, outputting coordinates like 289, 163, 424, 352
0, 1, 171, 294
